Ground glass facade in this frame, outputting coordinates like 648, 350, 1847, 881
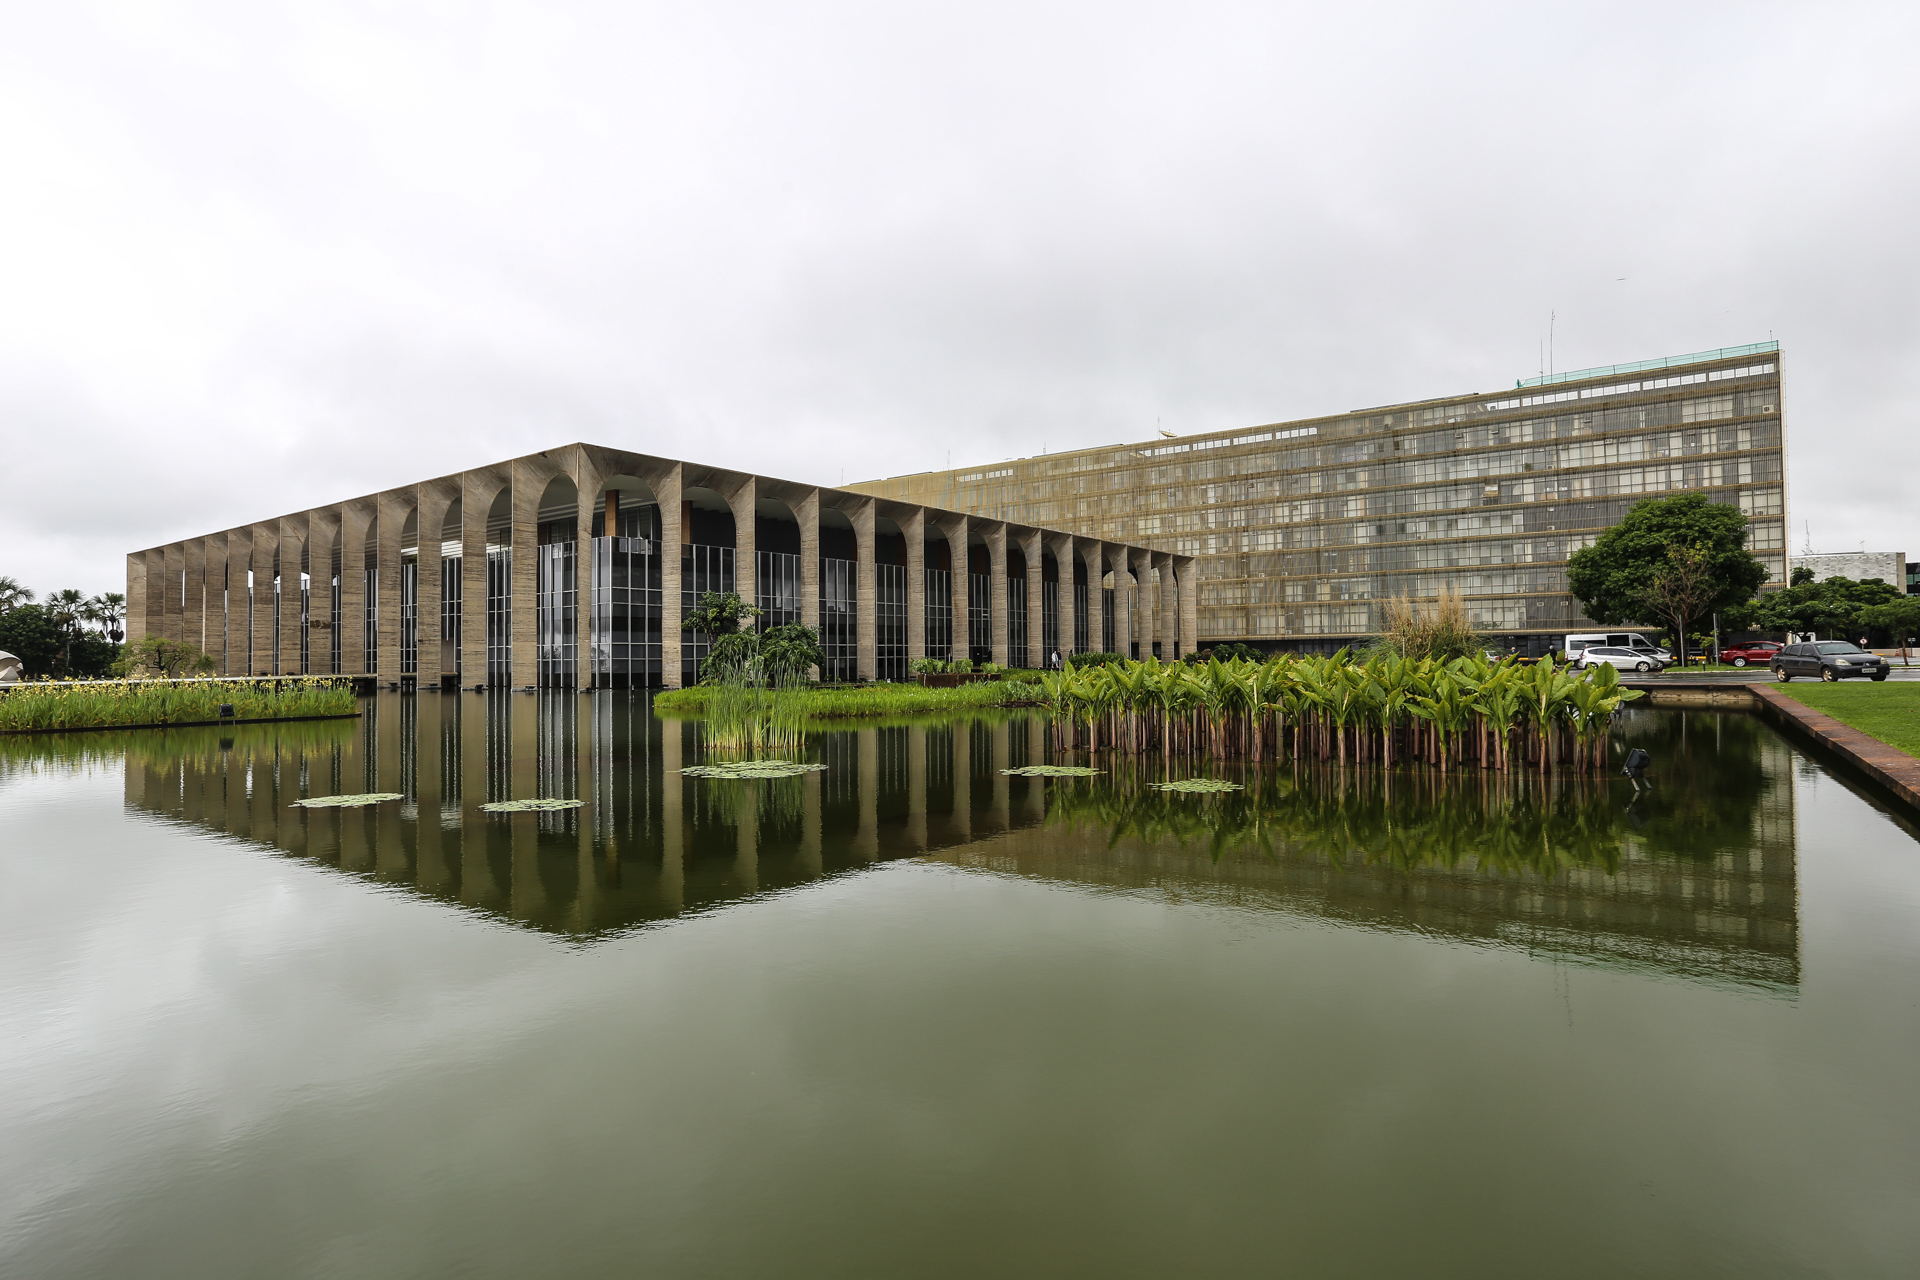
820, 557, 857, 681
681, 543, 734, 682
924, 568, 952, 661
853, 344, 1788, 652
756, 551, 803, 628
590, 535, 661, 688
876, 562, 909, 681
967, 574, 990, 662
535, 541, 576, 687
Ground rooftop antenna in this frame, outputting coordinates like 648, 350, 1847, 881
1549, 310, 1555, 377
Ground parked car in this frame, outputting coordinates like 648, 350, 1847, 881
1717, 640, 1784, 668
1770, 642, 1890, 682
1576, 646, 1668, 673
1564, 632, 1670, 664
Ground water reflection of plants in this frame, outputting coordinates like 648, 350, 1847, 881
1037, 653, 1640, 773
1047, 761, 1636, 879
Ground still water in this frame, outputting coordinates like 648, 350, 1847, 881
2, 693, 1917, 1278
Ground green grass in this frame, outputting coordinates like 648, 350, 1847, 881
654, 679, 1044, 719
1773, 681, 1920, 759
0, 677, 359, 733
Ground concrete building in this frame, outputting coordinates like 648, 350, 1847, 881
1789, 550, 1907, 590
125, 443, 1185, 687
852, 342, 1788, 655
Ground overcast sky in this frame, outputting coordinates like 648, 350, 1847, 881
4, 0, 1918, 598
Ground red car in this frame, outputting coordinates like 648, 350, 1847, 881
1717, 640, 1784, 668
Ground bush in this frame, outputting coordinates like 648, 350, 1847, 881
1377, 587, 1482, 662
1065, 651, 1128, 668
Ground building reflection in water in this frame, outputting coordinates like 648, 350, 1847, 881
114, 694, 1798, 989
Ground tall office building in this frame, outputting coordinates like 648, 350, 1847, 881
852, 342, 1787, 654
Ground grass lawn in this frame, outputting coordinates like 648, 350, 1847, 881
1772, 681, 1920, 759
653, 679, 1045, 719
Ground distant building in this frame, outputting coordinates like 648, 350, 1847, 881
1790, 550, 1907, 589
852, 342, 1787, 656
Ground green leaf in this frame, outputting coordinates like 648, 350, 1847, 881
479, 797, 586, 812
291, 792, 404, 808
677, 761, 829, 779
1000, 765, 1102, 777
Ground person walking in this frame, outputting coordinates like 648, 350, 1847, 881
1049, 649, 1062, 671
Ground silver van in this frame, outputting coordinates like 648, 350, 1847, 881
1564, 632, 1669, 663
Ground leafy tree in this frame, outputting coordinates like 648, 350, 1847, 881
697, 623, 824, 684
1861, 596, 1920, 656
88, 592, 127, 641
0, 605, 62, 675
682, 591, 759, 637
115, 635, 216, 678
1733, 575, 1905, 642
1790, 565, 1815, 586
1566, 494, 1768, 655
0, 576, 34, 613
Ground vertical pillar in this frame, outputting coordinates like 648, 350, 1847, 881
904, 508, 926, 662
571, 457, 600, 690
1079, 540, 1104, 657
907, 725, 927, 851
161, 543, 185, 644
726, 475, 757, 623
852, 497, 876, 680
375, 497, 407, 681
206, 536, 231, 672
1130, 548, 1152, 659
339, 504, 371, 676
796, 486, 820, 678
277, 519, 305, 675
1023, 529, 1043, 669
856, 727, 878, 857
416, 485, 450, 686
1051, 535, 1075, 662
655, 464, 685, 688
182, 540, 206, 655
1108, 544, 1131, 661
305, 515, 335, 674
250, 525, 278, 675
125, 551, 151, 649
1155, 552, 1178, 658
1178, 556, 1199, 658
508, 462, 542, 687
459, 474, 493, 686
945, 518, 969, 662
987, 523, 1008, 667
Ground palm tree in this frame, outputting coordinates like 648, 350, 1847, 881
87, 592, 127, 642
47, 589, 86, 675
0, 576, 33, 613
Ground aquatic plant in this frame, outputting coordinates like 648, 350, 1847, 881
678, 760, 828, 779
1000, 764, 1101, 777
1151, 778, 1241, 792
480, 798, 586, 813
1034, 652, 1638, 773
291, 792, 403, 808
0, 676, 357, 733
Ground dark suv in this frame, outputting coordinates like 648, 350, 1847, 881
1770, 642, 1889, 682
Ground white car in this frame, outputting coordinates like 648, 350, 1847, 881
1576, 645, 1667, 673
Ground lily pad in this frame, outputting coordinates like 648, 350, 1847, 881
1150, 779, 1243, 793
479, 798, 586, 813
291, 792, 404, 808
678, 761, 828, 780
1000, 765, 1102, 777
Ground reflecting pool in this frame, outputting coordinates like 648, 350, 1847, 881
3, 693, 1918, 1278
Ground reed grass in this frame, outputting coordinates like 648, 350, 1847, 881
0, 677, 359, 733
656, 678, 1042, 720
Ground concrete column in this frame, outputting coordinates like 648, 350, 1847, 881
182, 540, 206, 655
655, 464, 685, 688
987, 523, 1008, 667
459, 474, 495, 686
1050, 535, 1075, 662
796, 487, 820, 678
278, 519, 305, 676
1108, 544, 1131, 661
1154, 552, 1178, 658
161, 543, 184, 644
904, 508, 926, 662
856, 727, 878, 858
375, 497, 407, 681
124, 551, 151, 649
1023, 528, 1043, 669
508, 462, 543, 688
252, 525, 280, 675
1178, 556, 1199, 657
416, 485, 452, 686
570, 454, 600, 690
945, 518, 968, 662
338, 504, 371, 676
303, 515, 334, 674
852, 497, 876, 680
205, 536, 231, 672
1130, 548, 1151, 659
906, 725, 927, 851
726, 475, 757, 622
1079, 540, 1104, 656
